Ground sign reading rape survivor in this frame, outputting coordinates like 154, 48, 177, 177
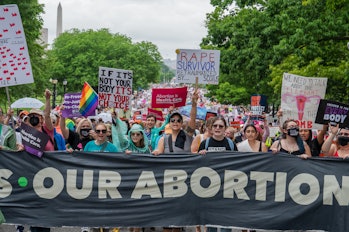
0, 151, 349, 231
98, 67, 133, 109
281, 73, 327, 129
176, 49, 220, 84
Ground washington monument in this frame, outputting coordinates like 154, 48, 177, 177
56, 2, 62, 37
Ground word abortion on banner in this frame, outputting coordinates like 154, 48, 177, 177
19, 123, 49, 157
61, 93, 82, 118
281, 73, 327, 129
315, 99, 349, 127
176, 49, 220, 84
98, 67, 133, 109
0, 4, 34, 87
151, 87, 187, 108
0, 151, 349, 232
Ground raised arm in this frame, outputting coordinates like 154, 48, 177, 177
187, 89, 198, 137
321, 123, 339, 157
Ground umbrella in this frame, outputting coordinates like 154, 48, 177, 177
97, 112, 112, 123
11, 97, 44, 109
179, 105, 207, 120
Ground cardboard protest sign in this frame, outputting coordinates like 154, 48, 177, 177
315, 99, 349, 128
176, 49, 220, 84
62, 93, 82, 118
151, 87, 187, 108
0, 4, 34, 87
206, 111, 217, 121
98, 67, 133, 109
281, 73, 327, 129
250, 94, 267, 116
148, 108, 164, 121
20, 123, 49, 157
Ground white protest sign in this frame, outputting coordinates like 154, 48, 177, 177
281, 73, 327, 129
0, 4, 34, 87
98, 67, 133, 109
176, 49, 220, 84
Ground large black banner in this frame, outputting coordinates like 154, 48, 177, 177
0, 150, 348, 231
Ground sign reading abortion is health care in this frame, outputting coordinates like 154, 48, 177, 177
98, 67, 133, 109
151, 87, 187, 108
176, 49, 220, 85
315, 99, 349, 127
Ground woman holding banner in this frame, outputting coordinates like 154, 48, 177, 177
270, 119, 311, 158
237, 124, 268, 152
321, 124, 349, 158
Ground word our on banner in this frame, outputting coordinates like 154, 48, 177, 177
315, 99, 349, 127
281, 73, 327, 129
62, 92, 82, 118
0, 4, 34, 88
176, 49, 220, 85
151, 87, 187, 108
0, 151, 349, 231
98, 67, 133, 109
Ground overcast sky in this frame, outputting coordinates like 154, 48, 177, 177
38, 0, 214, 60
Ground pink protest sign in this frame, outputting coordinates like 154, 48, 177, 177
151, 87, 187, 108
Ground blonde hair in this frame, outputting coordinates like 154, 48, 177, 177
76, 118, 93, 137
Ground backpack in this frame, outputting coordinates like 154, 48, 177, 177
205, 137, 235, 151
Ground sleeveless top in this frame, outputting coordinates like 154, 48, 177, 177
237, 139, 262, 152
278, 140, 302, 156
163, 133, 193, 153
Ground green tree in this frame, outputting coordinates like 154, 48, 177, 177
0, 0, 46, 108
202, 0, 349, 104
47, 29, 162, 92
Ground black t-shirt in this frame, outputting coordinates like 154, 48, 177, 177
68, 129, 92, 150
198, 137, 237, 152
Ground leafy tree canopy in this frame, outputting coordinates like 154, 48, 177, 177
202, 0, 349, 104
47, 28, 163, 92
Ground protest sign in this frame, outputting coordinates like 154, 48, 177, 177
179, 105, 207, 120
62, 93, 82, 118
206, 111, 217, 120
147, 108, 164, 121
98, 67, 133, 109
176, 49, 220, 84
281, 73, 327, 129
250, 94, 267, 116
151, 87, 187, 108
315, 99, 349, 127
0, 4, 33, 87
19, 123, 49, 157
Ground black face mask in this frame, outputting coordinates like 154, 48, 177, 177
287, 128, 299, 137
80, 129, 90, 137
338, 136, 349, 146
29, 115, 40, 127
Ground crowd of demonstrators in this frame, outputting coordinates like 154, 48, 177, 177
1, 84, 344, 232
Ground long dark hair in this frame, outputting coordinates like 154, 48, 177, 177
282, 119, 305, 154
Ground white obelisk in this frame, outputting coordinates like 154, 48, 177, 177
56, 2, 62, 37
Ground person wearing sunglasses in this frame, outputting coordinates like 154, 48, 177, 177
321, 124, 349, 158
152, 90, 198, 156
198, 116, 237, 155
84, 122, 118, 152
124, 124, 150, 154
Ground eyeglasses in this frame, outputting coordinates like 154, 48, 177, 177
339, 132, 349, 137
95, 129, 107, 134
131, 133, 142, 137
170, 118, 182, 123
212, 124, 224, 129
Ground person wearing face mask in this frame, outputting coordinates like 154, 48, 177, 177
321, 124, 349, 158
270, 119, 311, 159
60, 110, 96, 151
